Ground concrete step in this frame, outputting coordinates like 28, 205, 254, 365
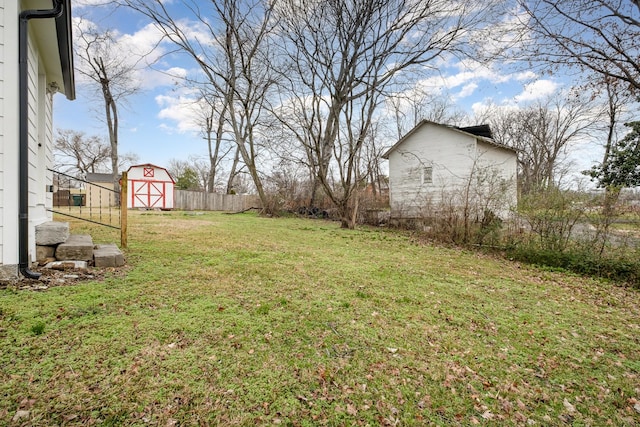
93, 243, 125, 267
36, 221, 70, 245
55, 234, 94, 262
41, 233, 125, 269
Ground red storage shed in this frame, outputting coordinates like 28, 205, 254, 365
126, 164, 175, 209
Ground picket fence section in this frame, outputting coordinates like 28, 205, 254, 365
174, 190, 261, 212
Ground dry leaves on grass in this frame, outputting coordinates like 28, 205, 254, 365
0, 265, 128, 291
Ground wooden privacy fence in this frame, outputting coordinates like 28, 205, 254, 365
174, 190, 262, 212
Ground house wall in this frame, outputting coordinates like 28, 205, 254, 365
387, 123, 518, 220
29, 35, 54, 227
387, 123, 476, 218
0, 2, 55, 275
475, 140, 518, 217
0, 1, 20, 273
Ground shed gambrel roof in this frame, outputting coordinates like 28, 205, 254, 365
381, 120, 517, 159
127, 163, 176, 183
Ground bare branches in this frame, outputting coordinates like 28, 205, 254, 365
272, 0, 498, 227
54, 130, 111, 176
74, 18, 152, 188
120, 0, 277, 211
520, 0, 640, 92
488, 93, 598, 193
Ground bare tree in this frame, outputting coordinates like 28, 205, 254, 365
519, 0, 640, 92
54, 129, 111, 176
120, 0, 276, 212
386, 92, 468, 140
54, 129, 140, 178
597, 77, 638, 175
117, 152, 141, 173
226, 146, 243, 195
361, 121, 388, 200
74, 18, 146, 191
274, 0, 500, 228
487, 93, 596, 193
194, 90, 234, 192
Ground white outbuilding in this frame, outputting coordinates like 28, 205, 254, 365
126, 164, 175, 209
382, 121, 518, 223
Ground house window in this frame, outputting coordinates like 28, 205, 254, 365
422, 166, 433, 185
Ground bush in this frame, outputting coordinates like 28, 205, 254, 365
506, 243, 640, 287
518, 188, 586, 252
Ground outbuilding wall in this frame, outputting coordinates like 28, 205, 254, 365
387, 124, 476, 219
127, 164, 175, 209
386, 122, 518, 221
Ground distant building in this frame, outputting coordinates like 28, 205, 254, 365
126, 164, 175, 209
86, 173, 119, 207
382, 120, 518, 223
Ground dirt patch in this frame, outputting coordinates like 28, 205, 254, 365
0, 265, 129, 291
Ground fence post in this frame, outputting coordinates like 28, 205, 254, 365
120, 171, 128, 248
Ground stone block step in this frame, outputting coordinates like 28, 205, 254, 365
55, 234, 94, 262
36, 221, 70, 245
93, 244, 125, 267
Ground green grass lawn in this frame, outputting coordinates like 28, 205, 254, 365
1, 211, 639, 425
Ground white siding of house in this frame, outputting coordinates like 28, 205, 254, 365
387, 123, 518, 220
26, 30, 53, 263
388, 123, 476, 218
475, 140, 518, 217
0, 2, 54, 273
0, 1, 5, 265
0, 0, 20, 269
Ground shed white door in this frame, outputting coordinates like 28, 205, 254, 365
131, 180, 166, 208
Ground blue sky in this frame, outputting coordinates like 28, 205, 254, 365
54, 0, 615, 184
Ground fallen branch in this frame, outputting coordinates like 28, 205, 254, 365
225, 207, 262, 215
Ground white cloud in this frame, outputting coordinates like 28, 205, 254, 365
471, 6, 533, 62
155, 88, 202, 133
174, 19, 216, 46
455, 82, 479, 99
72, 18, 191, 91
72, 0, 112, 8
140, 67, 189, 90
514, 71, 537, 81
116, 23, 166, 60
514, 79, 559, 103
394, 58, 532, 107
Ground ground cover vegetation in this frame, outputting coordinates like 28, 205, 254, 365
2, 211, 640, 425
406, 186, 640, 286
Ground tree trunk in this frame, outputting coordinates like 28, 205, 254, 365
95, 57, 120, 196
226, 146, 241, 194
338, 194, 359, 229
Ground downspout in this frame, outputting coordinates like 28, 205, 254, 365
18, 1, 64, 279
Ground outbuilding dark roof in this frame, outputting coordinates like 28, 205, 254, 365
456, 124, 493, 139
86, 173, 116, 183
382, 120, 516, 159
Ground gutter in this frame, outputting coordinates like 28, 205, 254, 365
18, 1, 65, 279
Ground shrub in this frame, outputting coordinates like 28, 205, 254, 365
31, 321, 46, 336
518, 188, 587, 252
507, 243, 640, 287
